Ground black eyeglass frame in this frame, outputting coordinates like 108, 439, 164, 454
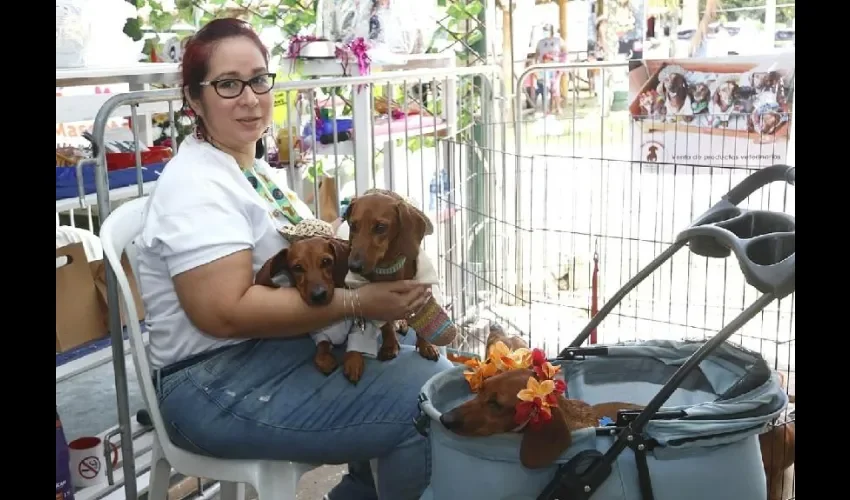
199, 72, 277, 99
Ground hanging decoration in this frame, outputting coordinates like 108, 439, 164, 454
590, 239, 600, 344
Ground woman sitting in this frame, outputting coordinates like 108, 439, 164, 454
136, 17, 453, 500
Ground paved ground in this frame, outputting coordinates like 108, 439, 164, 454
296, 465, 346, 500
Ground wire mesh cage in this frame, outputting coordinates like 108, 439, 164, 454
433, 60, 795, 499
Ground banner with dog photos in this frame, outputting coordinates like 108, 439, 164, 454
628, 53, 795, 169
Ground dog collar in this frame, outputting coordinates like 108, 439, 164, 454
373, 256, 407, 276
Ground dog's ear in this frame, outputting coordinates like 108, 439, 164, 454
395, 201, 430, 245
255, 248, 289, 287
342, 197, 357, 222
519, 405, 572, 469
327, 238, 351, 286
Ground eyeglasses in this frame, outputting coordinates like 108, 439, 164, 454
200, 73, 277, 99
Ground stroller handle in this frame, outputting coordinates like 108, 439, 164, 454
544, 166, 794, 500
566, 165, 795, 351
724, 164, 795, 205
682, 164, 795, 299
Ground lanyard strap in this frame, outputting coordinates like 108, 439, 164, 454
242, 163, 304, 226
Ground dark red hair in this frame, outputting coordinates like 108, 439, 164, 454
181, 18, 270, 138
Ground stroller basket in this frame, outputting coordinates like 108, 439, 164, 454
417, 165, 795, 500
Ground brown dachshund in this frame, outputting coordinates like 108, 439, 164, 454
690, 83, 710, 115
751, 71, 786, 105
343, 190, 441, 363
761, 372, 795, 500
638, 90, 665, 118
442, 368, 796, 498
486, 324, 528, 357
713, 80, 740, 114
440, 369, 641, 468
761, 420, 795, 500
255, 236, 368, 379
749, 109, 784, 137
300, 176, 341, 223
660, 72, 690, 119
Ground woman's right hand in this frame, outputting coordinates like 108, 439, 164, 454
355, 281, 432, 323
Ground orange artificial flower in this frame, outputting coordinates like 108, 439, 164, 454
534, 360, 561, 380
488, 341, 533, 371
463, 358, 499, 393
517, 377, 557, 408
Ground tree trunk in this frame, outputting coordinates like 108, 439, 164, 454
689, 0, 718, 57
558, 0, 568, 98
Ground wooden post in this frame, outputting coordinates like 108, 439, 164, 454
502, 3, 515, 120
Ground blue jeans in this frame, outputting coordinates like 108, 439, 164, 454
156, 333, 452, 500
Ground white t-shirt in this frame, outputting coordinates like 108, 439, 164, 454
136, 135, 313, 369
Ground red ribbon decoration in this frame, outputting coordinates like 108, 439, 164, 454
590, 243, 599, 345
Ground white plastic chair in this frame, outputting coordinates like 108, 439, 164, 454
99, 197, 318, 499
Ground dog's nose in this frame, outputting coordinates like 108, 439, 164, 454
310, 287, 328, 304
439, 411, 460, 430
348, 257, 364, 273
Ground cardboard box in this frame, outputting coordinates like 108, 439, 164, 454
56, 243, 146, 353
56, 243, 108, 352
91, 252, 146, 328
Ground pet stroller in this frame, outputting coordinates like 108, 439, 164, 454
417, 164, 795, 500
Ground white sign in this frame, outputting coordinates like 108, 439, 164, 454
56, 84, 132, 146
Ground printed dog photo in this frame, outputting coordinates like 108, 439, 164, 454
630, 59, 794, 140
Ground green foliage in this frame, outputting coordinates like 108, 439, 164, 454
123, 17, 143, 41
132, 0, 489, 155
305, 159, 325, 183
697, 0, 796, 25
123, 0, 143, 40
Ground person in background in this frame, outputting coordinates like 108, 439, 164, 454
607, 0, 644, 60
522, 57, 539, 110
135, 17, 452, 500
534, 23, 567, 115
588, 17, 610, 97
540, 52, 563, 115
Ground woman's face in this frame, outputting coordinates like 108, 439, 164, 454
190, 36, 273, 152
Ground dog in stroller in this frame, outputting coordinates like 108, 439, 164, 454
419, 165, 795, 500
440, 367, 641, 468
442, 362, 795, 500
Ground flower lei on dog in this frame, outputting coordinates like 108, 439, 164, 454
463, 342, 567, 431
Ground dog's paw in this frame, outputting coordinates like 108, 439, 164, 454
417, 341, 440, 361
343, 352, 365, 384
314, 351, 338, 375
377, 343, 400, 361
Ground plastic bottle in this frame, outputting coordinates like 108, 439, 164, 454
56, 407, 75, 499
